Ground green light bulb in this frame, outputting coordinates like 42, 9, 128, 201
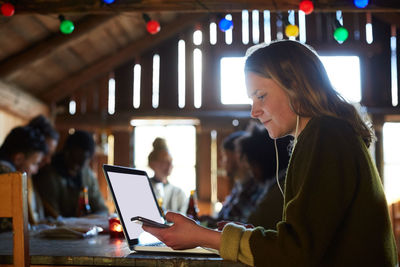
60, 20, 75, 34
334, 27, 348, 43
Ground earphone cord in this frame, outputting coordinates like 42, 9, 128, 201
275, 115, 300, 197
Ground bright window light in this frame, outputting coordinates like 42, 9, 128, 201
152, 54, 160, 108
391, 35, 398, 106
108, 78, 115, 115
225, 14, 233, 45
178, 40, 186, 108
252, 10, 259, 44
210, 22, 217, 45
383, 122, 400, 204
366, 23, 373, 44
133, 64, 141, 109
299, 10, 306, 43
263, 10, 271, 44
320, 56, 361, 103
242, 10, 249, 44
219, 55, 361, 105
134, 123, 197, 196
220, 57, 250, 105
193, 48, 202, 108
193, 30, 202, 45
69, 100, 76, 115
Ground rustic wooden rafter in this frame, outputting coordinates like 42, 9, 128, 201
0, 15, 116, 78
40, 12, 207, 103
9, 0, 400, 14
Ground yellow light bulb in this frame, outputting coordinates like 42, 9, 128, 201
285, 24, 299, 37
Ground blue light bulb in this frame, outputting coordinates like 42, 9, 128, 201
354, 0, 368, 8
218, 18, 233, 32
103, 0, 115, 4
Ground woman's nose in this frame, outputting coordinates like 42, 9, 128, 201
250, 103, 262, 118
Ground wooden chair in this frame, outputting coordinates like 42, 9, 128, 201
0, 172, 29, 267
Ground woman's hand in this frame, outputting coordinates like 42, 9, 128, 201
142, 211, 221, 250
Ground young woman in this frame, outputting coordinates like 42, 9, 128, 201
143, 40, 397, 266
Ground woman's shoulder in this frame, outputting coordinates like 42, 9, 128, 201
306, 115, 354, 138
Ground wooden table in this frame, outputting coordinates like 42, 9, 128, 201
0, 231, 247, 266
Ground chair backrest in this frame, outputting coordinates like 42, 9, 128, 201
0, 172, 29, 267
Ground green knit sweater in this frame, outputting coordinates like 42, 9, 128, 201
220, 116, 398, 266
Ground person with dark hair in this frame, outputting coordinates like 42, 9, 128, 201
28, 114, 59, 168
142, 40, 397, 266
0, 126, 48, 232
199, 130, 251, 227
34, 130, 108, 219
0, 126, 47, 176
148, 137, 188, 214
27, 115, 60, 225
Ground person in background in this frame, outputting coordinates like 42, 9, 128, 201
142, 40, 397, 266
215, 123, 291, 230
148, 137, 188, 214
0, 126, 47, 232
242, 124, 291, 230
34, 130, 108, 219
200, 130, 251, 227
28, 115, 59, 169
27, 115, 60, 225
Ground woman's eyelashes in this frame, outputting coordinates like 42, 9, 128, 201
257, 93, 267, 100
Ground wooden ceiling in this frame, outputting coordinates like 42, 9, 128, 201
0, 0, 399, 119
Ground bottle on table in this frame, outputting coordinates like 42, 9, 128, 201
77, 186, 92, 217
186, 189, 199, 221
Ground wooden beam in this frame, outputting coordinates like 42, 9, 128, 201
0, 81, 49, 119
11, 0, 400, 14
40, 13, 207, 103
0, 15, 116, 78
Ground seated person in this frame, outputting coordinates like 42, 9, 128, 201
240, 124, 292, 230
148, 137, 188, 214
0, 126, 48, 232
203, 124, 291, 229
27, 115, 60, 225
34, 130, 108, 219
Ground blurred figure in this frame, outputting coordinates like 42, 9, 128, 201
0, 126, 47, 232
27, 115, 60, 225
34, 130, 108, 219
239, 123, 291, 229
148, 137, 187, 214
28, 115, 59, 168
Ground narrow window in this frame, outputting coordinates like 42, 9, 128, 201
108, 78, 115, 115
193, 48, 202, 108
133, 64, 141, 109
252, 10, 259, 44
225, 14, 233, 45
69, 100, 76, 115
383, 122, 400, 204
152, 54, 160, 109
209, 22, 217, 45
263, 10, 271, 44
193, 29, 203, 45
391, 25, 398, 107
299, 10, 306, 43
242, 10, 249, 44
178, 40, 186, 108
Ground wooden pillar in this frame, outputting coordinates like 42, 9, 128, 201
197, 127, 211, 202
112, 128, 133, 167
115, 61, 134, 113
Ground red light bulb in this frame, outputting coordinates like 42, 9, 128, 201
299, 0, 314, 15
146, 20, 160, 34
1, 3, 15, 16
